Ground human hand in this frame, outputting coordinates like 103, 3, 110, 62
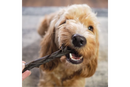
22, 61, 31, 81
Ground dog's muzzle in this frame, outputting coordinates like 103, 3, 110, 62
65, 34, 86, 64
72, 34, 86, 47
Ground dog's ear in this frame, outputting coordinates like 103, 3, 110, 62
37, 12, 56, 37
39, 14, 59, 71
80, 29, 99, 78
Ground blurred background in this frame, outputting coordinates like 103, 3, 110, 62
22, 0, 108, 87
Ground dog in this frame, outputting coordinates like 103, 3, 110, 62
37, 4, 99, 87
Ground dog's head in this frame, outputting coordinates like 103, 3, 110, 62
38, 4, 99, 78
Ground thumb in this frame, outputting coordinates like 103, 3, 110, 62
19, 61, 25, 71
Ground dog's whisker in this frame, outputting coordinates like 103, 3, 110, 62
37, 4, 99, 87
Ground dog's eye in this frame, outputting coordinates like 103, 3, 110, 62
88, 26, 93, 32
60, 20, 66, 25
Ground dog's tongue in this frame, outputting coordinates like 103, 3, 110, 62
71, 53, 80, 59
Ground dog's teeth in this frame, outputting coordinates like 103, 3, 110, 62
69, 53, 73, 59
76, 56, 83, 60
79, 56, 83, 59
69, 53, 83, 61
69, 53, 76, 61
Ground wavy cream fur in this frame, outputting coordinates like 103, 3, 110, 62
37, 4, 99, 87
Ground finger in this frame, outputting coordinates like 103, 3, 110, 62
22, 70, 31, 81
19, 61, 25, 71
19, 60, 26, 63
19, 62, 25, 71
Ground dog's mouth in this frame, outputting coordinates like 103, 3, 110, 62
65, 47, 83, 64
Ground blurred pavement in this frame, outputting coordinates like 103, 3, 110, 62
22, 7, 108, 87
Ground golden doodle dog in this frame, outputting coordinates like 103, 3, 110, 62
37, 4, 99, 87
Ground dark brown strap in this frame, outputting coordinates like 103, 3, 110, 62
22, 46, 71, 73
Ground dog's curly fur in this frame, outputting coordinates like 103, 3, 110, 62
37, 4, 99, 87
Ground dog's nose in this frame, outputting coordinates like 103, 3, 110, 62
72, 34, 86, 47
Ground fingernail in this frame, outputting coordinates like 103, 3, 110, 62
19, 63, 25, 71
